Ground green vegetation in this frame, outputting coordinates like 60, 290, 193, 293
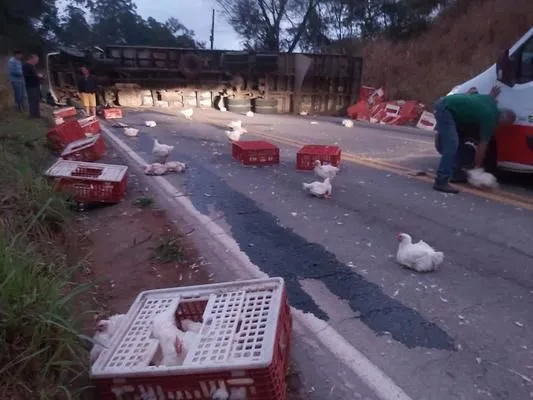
0, 70, 90, 398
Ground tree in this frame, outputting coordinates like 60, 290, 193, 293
216, 0, 318, 52
57, 5, 93, 48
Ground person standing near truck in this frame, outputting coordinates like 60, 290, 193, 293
78, 66, 98, 116
432, 86, 516, 194
8, 50, 25, 112
22, 54, 43, 118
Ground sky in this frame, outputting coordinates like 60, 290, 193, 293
134, 0, 241, 50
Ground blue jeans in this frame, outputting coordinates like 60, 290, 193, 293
10, 80, 26, 112
433, 98, 461, 184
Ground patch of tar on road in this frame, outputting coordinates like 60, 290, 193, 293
129, 117, 456, 351
190, 166, 454, 351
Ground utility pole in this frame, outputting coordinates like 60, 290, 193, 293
210, 9, 215, 50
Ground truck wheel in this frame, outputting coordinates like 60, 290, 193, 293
227, 98, 251, 113
253, 98, 278, 114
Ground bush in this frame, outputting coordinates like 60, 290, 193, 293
0, 105, 90, 399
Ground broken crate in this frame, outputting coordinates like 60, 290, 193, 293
60, 134, 106, 162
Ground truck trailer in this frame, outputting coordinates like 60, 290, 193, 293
46, 45, 363, 116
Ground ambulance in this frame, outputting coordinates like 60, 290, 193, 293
447, 27, 533, 174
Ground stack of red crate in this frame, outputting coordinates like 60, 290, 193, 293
47, 119, 86, 152
296, 145, 341, 170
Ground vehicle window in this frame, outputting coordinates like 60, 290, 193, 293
517, 36, 533, 84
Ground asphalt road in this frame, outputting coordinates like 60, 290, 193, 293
104, 108, 533, 400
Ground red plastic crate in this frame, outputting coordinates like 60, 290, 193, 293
61, 134, 106, 162
102, 107, 123, 119
45, 160, 128, 204
296, 145, 341, 170
53, 106, 77, 119
47, 120, 87, 152
79, 116, 101, 134
232, 141, 280, 165
91, 278, 292, 400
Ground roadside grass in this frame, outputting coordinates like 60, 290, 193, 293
0, 104, 91, 399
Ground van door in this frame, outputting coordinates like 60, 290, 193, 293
495, 34, 533, 172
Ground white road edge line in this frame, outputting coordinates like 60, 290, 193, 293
100, 124, 413, 400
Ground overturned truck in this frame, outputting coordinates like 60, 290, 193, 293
46, 45, 362, 115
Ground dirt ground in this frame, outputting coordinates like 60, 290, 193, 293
73, 149, 212, 322
72, 146, 306, 399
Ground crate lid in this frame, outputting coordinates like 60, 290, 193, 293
298, 144, 341, 155
45, 159, 128, 182
60, 135, 100, 156
233, 141, 278, 150
91, 278, 285, 377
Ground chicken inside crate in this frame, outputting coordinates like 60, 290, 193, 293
91, 278, 292, 400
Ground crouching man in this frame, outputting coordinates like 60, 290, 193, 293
432, 86, 516, 194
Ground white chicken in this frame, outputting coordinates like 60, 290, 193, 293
123, 127, 139, 137
181, 319, 202, 333
313, 160, 339, 180
227, 120, 243, 130
152, 306, 198, 366
165, 161, 187, 173
302, 177, 332, 198
90, 314, 126, 363
152, 138, 174, 163
144, 163, 168, 176
467, 168, 499, 189
342, 119, 354, 128
396, 233, 444, 273
145, 120, 157, 127
245, 111, 254, 117
226, 128, 246, 142
181, 108, 194, 120
211, 388, 229, 400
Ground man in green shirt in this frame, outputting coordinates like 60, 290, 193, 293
432, 87, 516, 193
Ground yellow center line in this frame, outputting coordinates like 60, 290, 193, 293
206, 119, 533, 211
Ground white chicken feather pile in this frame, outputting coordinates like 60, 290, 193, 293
302, 177, 332, 198
123, 127, 139, 137
90, 314, 126, 363
144, 120, 157, 127
181, 108, 194, 120
314, 160, 339, 180
467, 168, 499, 189
152, 307, 198, 367
396, 233, 444, 272
144, 161, 186, 176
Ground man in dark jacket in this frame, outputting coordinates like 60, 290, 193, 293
432, 86, 516, 194
22, 54, 43, 118
78, 66, 98, 116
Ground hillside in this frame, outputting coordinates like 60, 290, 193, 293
358, 0, 533, 105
